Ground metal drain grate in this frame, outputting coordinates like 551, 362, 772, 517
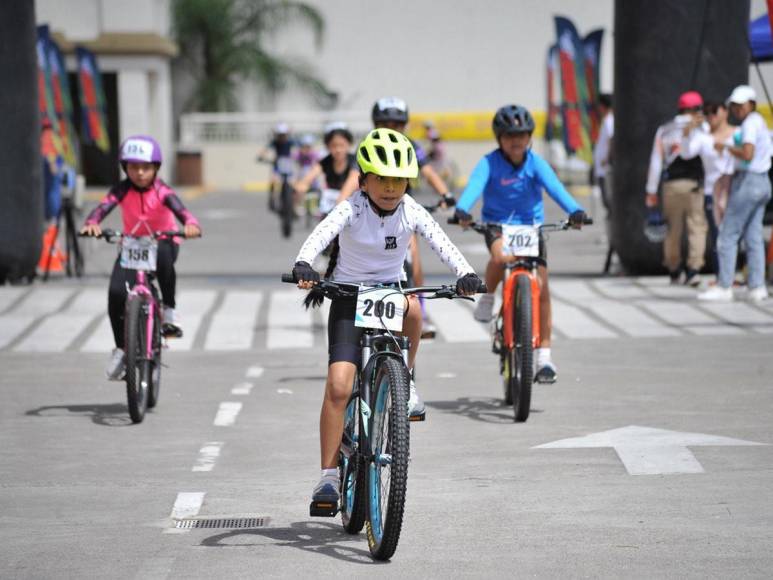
175, 516, 269, 529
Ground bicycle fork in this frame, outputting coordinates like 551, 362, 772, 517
501, 269, 541, 349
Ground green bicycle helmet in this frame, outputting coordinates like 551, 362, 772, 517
356, 128, 418, 178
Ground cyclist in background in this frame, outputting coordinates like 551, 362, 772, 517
290, 128, 481, 506
454, 105, 587, 384
294, 123, 359, 219
80, 136, 201, 380
257, 123, 295, 211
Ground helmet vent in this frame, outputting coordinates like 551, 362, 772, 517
359, 146, 371, 162
388, 132, 399, 143
394, 149, 402, 166
374, 145, 388, 164
407, 149, 413, 165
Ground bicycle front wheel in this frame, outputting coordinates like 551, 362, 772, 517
125, 296, 150, 423
510, 275, 533, 422
339, 390, 366, 534
366, 356, 410, 561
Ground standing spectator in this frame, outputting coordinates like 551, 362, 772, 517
698, 85, 771, 302
40, 118, 62, 223
681, 101, 736, 274
645, 91, 707, 286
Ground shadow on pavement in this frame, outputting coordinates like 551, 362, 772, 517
25, 402, 134, 426
426, 396, 543, 423
200, 521, 380, 564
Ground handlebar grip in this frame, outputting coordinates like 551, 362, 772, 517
281, 273, 296, 283
584, 216, 594, 225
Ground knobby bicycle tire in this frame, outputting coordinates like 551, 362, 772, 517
280, 180, 293, 238
366, 356, 410, 561
125, 297, 149, 423
511, 275, 533, 422
146, 305, 162, 409
340, 393, 367, 534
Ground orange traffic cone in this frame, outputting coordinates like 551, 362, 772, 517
38, 224, 67, 274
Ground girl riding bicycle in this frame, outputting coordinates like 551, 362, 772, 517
454, 105, 587, 384
80, 135, 201, 380
290, 128, 481, 506
293, 122, 359, 219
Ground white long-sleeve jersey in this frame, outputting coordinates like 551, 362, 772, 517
295, 192, 475, 285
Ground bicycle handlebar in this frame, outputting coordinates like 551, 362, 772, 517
79, 229, 189, 242
447, 215, 593, 231
281, 274, 486, 298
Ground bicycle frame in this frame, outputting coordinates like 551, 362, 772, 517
128, 269, 158, 361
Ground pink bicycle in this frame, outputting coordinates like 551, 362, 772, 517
83, 228, 186, 423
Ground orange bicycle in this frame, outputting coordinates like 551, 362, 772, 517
451, 217, 591, 422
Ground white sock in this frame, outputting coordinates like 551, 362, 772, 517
537, 348, 552, 367
321, 468, 338, 480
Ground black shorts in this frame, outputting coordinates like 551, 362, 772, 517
327, 284, 407, 366
483, 225, 548, 262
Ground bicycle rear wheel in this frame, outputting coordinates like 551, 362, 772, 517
146, 304, 162, 409
366, 356, 410, 561
510, 275, 533, 422
280, 180, 293, 238
125, 296, 150, 423
339, 387, 366, 534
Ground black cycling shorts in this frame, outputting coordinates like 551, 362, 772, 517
483, 225, 547, 262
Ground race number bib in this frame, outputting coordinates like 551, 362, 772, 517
276, 156, 294, 176
501, 225, 539, 257
120, 237, 158, 271
319, 188, 339, 214
354, 287, 405, 332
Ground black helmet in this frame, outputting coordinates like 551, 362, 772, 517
372, 97, 409, 125
492, 104, 535, 137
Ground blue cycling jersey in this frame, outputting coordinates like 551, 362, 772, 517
457, 148, 583, 224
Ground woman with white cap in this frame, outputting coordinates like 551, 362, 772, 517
698, 85, 771, 302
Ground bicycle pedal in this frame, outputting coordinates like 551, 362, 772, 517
420, 330, 436, 340
309, 500, 339, 517
409, 411, 426, 422
161, 325, 183, 339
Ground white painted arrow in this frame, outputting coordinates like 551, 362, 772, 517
534, 425, 766, 475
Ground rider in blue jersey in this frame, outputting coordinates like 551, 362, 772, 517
455, 104, 587, 383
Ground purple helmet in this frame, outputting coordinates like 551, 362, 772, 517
119, 135, 162, 166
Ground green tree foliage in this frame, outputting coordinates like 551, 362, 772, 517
172, 0, 334, 111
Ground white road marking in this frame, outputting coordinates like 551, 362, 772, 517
277, 388, 293, 395
0, 317, 38, 349
586, 300, 681, 337
0, 287, 26, 312
267, 290, 314, 349
14, 289, 104, 352
552, 300, 618, 339
192, 442, 224, 472
133, 557, 175, 580
213, 402, 242, 426
205, 291, 262, 350
535, 425, 765, 475
592, 278, 649, 299
699, 301, 773, 326
436, 372, 457, 378
245, 365, 264, 378
425, 298, 489, 343
170, 492, 205, 519
0, 288, 74, 349
231, 382, 254, 395
80, 316, 113, 353
170, 290, 218, 351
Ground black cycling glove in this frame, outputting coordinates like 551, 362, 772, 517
442, 193, 456, 207
456, 273, 483, 295
568, 210, 587, 227
292, 261, 320, 283
454, 208, 473, 223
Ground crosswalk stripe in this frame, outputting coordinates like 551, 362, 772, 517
171, 290, 218, 351
0, 287, 26, 313
587, 300, 682, 337
80, 316, 113, 353
426, 299, 489, 342
552, 300, 619, 339
267, 290, 315, 349
0, 288, 74, 349
698, 301, 773, 328
591, 278, 650, 299
635, 299, 742, 335
14, 289, 105, 352
204, 291, 262, 351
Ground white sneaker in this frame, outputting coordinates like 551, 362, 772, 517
162, 306, 183, 337
105, 348, 126, 381
748, 286, 769, 303
697, 286, 733, 302
408, 379, 425, 417
474, 293, 495, 322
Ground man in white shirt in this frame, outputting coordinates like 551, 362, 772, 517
699, 85, 772, 302
594, 94, 614, 212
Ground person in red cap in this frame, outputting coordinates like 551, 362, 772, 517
645, 91, 708, 286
